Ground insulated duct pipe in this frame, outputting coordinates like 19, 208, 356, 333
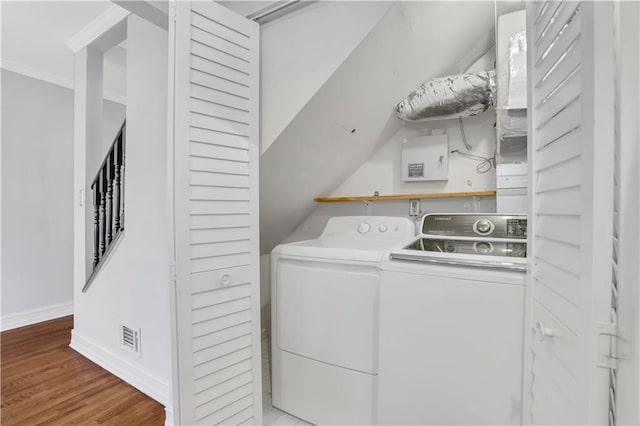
395, 70, 496, 122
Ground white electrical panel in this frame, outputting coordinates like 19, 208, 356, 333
401, 134, 449, 181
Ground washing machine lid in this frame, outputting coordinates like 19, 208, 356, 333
273, 238, 399, 263
272, 216, 417, 263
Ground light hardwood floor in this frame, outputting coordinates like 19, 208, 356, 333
1, 315, 165, 425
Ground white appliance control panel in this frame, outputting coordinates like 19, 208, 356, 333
322, 216, 416, 240
421, 213, 527, 239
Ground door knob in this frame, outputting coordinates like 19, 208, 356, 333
220, 274, 231, 287
534, 321, 555, 342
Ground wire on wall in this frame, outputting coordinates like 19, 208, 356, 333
458, 117, 473, 151
450, 149, 495, 174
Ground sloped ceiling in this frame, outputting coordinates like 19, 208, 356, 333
259, 1, 497, 253
259, 1, 393, 152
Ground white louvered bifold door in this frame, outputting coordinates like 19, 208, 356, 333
525, 1, 615, 425
168, 2, 261, 424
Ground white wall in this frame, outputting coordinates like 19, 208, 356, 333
260, 1, 392, 152
0, 70, 123, 330
333, 111, 497, 197
71, 16, 171, 406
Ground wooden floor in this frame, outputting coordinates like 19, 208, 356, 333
1, 316, 165, 425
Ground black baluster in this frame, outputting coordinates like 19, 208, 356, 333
113, 139, 122, 233
106, 151, 114, 244
119, 128, 126, 230
93, 183, 100, 268
99, 168, 107, 256
85, 121, 126, 292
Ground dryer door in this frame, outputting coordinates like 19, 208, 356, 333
274, 259, 379, 374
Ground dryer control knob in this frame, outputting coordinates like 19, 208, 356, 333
378, 224, 388, 233
358, 222, 371, 234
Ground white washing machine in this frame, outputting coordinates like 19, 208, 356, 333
378, 213, 527, 425
271, 216, 415, 425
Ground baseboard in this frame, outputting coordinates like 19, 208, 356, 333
1, 302, 73, 331
70, 330, 170, 407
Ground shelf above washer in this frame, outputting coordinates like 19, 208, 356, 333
314, 190, 497, 203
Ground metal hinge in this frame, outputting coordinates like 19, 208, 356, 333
596, 322, 631, 369
169, 3, 177, 23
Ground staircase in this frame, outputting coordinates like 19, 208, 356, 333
83, 121, 126, 292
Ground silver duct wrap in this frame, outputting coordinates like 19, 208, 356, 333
396, 70, 496, 122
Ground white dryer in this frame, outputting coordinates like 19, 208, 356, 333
378, 213, 528, 425
271, 216, 415, 425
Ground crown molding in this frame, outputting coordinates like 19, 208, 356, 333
1, 59, 72, 90
66, 5, 131, 53
1, 59, 126, 105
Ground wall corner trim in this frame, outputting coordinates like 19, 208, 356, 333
0, 302, 73, 331
70, 330, 170, 407
66, 5, 131, 53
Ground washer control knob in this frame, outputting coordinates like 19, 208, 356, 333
358, 222, 371, 234
378, 224, 388, 233
474, 219, 494, 235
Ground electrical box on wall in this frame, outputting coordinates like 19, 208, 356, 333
401, 134, 449, 181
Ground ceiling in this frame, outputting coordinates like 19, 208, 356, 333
0, 1, 286, 99
0, 1, 129, 97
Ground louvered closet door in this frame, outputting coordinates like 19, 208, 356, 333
525, 1, 615, 424
168, 2, 261, 425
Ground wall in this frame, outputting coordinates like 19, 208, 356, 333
0, 70, 123, 330
71, 16, 171, 406
260, 1, 392, 152
332, 112, 497, 197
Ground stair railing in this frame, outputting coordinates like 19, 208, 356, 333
83, 121, 126, 292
